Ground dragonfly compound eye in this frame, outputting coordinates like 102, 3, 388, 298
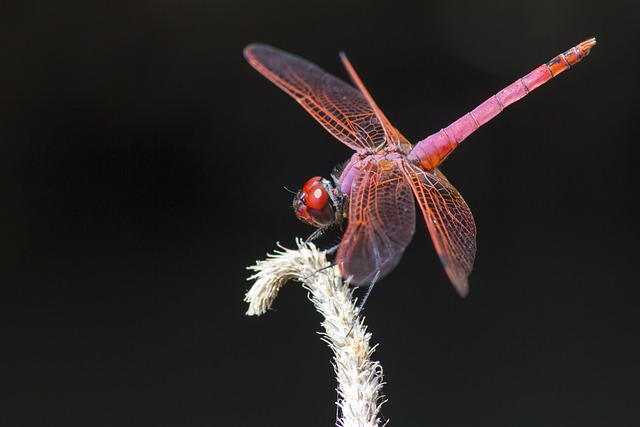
305, 182, 328, 210
293, 176, 336, 227
302, 176, 324, 193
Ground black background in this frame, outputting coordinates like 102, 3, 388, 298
2, 0, 639, 426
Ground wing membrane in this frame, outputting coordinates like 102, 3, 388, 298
403, 164, 476, 296
339, 53, 410, 150
336, 161, 416, 285
244, 44, 386, 152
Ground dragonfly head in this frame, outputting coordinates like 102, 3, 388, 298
293, 176, 344, 229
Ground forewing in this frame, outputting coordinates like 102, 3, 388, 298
402, 164, 476, 297
244, 44, 386, 152
336, 162, 416, 285
339, 53, 410, 151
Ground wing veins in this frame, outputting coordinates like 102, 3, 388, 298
245, 44, 388, 151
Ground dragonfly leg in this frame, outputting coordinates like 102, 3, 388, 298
356, 270, 381, 314
344, 270, 381, 339
305, 227, 328, 242
326, 243, 340, 255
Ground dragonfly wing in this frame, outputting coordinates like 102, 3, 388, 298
339, 53, 410, 150
402, 164, 476, 297
336, 161, 416, 285
244, 44, 386, 152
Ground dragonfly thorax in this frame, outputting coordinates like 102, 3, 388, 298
293, 176, 345, 229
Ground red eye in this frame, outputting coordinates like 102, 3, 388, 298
293, 176, 339, 228
302, 176, 323, 193
306, 184, 328, 210
301, 176, 329, 210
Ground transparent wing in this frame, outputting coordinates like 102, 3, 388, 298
402, 164, 476, 297
336, 161, 416, 285
339, 52, 410, 150
244, 44, 387, 152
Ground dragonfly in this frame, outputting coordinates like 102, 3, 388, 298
244, 38, 595, 297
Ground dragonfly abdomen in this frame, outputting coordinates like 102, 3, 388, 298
409, 38, 596, 171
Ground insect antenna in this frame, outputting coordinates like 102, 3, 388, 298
282, 185, 297, 195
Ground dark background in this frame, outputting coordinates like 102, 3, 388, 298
2, 0, 639, 426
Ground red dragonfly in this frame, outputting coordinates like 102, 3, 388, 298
244, 39, 595, 297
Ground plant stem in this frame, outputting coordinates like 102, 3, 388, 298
246, 240, 385, 427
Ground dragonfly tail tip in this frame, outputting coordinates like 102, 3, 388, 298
579, 37, 597, 56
